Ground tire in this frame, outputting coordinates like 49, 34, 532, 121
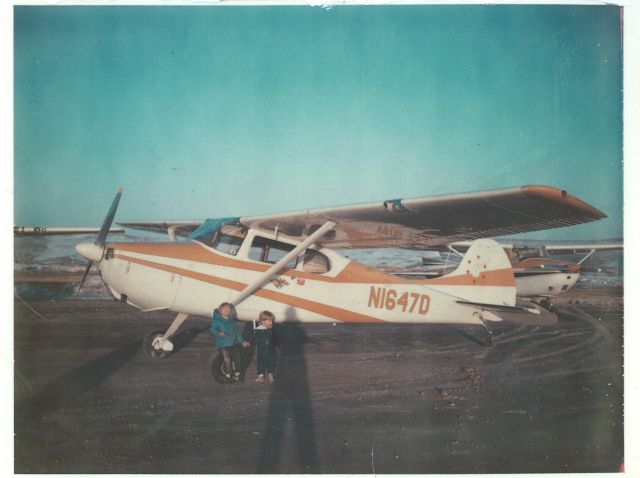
540, 299, 555, 312
143, 330, 172, 359
208, 351, 232, 384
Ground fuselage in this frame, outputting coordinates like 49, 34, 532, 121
95, 228, 515, 326
513, 257, 580, 298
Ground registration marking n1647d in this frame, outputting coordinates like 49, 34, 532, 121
367, 286, 430, 315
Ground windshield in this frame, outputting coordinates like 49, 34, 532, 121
189, 217, 240, 241
190, 218, 247, 255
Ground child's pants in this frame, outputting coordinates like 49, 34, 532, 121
221, 344, 242, 375
257, 350, 277, 375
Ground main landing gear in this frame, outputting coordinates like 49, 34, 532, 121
208, 352, 234, 384
143, 312, 189, 359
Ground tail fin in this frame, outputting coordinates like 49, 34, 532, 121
430, 239, 516, 306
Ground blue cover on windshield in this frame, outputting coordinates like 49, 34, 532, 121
188, 217, 240, 241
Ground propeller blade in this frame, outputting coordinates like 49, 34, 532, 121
96, 187, 124, 248
76, 187, 124, 296
76, 261, 94, 296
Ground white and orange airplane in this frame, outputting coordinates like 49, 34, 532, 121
73, 185, 605, 363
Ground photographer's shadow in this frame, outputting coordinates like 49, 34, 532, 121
258, 308, 317, 473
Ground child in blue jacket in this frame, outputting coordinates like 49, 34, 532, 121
211, 302, 249, 382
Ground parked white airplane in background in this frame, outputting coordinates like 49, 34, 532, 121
421, 240, 622, 308
67, 184, 607, 370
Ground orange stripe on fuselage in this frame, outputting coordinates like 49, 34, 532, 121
113, 241, 400, 284
111, 241, 514, 287
115, 253, 387, 324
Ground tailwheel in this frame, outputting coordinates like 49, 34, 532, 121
540, 299, 555, 313
143, 330, 174, 359
478, 317, 493, 347
533, 298, 555, 313
208, 351, 232, 384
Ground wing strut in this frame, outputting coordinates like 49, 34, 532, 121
448, 245, 464, 258
168, 225, 178, 242
578, 248, 596, 265
231, 221, 337, 307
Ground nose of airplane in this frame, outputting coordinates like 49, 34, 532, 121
568, 262, 581, 274
75, 243, 104, 263
553, 261, 581, 274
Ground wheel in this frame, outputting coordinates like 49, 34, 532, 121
540, 299, 555, 312
143, 330, 173, 359
208, 351, 231, 384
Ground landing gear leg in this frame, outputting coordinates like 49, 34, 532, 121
143, 312, 189, 358
478, 314, 493, 347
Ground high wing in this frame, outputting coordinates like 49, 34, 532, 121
240, 185, 605, 249
119, 185, 605, 249
544, 242, 623, 254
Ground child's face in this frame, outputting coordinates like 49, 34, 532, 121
220, 305, 231, 318
261, 318, 274, 329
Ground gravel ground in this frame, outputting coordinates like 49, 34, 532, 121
14, 287, 623, 473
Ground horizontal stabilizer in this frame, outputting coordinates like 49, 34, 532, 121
456, 300, 538, 313
457, 300, 558, 326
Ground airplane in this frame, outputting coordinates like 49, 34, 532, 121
72, 185, 605, 377
418, 240, 623, 309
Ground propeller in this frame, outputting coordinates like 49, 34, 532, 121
75, 187, 124, 295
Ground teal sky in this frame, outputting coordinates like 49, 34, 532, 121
13, 5, 623, 240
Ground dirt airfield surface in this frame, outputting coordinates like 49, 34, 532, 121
14, 287, 623, 474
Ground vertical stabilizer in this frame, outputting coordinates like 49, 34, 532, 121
431, 239, 516, 306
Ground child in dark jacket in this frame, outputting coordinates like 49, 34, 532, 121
210, 302, 249, 382
248, 311, 278, 383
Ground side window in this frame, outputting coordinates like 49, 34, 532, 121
212, 225, 247, 255
249, 236, 297, 269
303, 249, 330, 274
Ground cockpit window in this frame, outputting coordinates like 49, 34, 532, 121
249, 236, 297, 269
198, 224, 247, 256
303, 249, 331, 274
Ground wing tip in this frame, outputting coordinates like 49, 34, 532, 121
521, 185, 607, 220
